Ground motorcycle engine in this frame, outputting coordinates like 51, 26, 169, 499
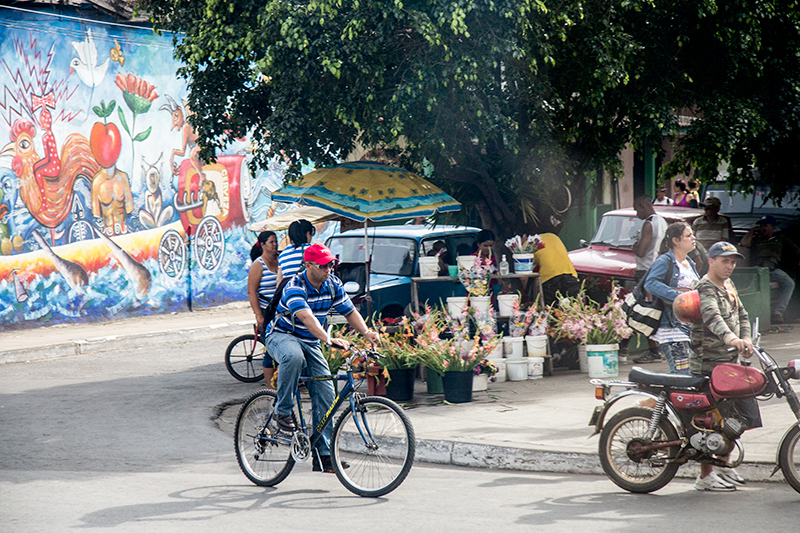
689, 432, 734, 456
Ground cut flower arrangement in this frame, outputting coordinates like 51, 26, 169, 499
549, 285, 633, 345
505, 234, 545, 254
458, 256, 492, 296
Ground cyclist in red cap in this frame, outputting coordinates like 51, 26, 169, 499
263, 243, 380, 473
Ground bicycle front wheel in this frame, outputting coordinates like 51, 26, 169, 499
234, 390, 295, 486
331, 396, 415, 497
225, 334, 266, 383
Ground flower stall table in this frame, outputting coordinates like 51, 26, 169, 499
410, 272, 543, 314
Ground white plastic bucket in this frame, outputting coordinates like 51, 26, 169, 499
506, 360, 529, 381
527, 356, 544, 380
473, 373, 489, 391
578, 345, 588, 373
525, 335, 547, 357
447, 296, 469, 317
486, 343, 503, 360
418, 256, 440, 278
457, 255, 476, 271
586, 343, 619, 378
470, 295, 490, 314
512, 253, 534, 272
503, 336, 525, 359
494, 360, 507, 382
497, 294, 519, 317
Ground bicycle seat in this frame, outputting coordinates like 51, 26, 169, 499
629, 366, 707, 389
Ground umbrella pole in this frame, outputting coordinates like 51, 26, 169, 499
364, 220, 372, 320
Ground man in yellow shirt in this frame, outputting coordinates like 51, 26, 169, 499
534, 233, 581, 305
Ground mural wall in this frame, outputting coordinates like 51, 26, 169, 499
0, 7, 337, 330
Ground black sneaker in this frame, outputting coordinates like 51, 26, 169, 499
312, 451, 348, 473
633, 351, 663, 364
275, 413, 296, 432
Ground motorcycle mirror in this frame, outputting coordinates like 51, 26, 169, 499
753, 317, 761, 346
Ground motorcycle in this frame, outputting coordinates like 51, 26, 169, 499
589, 319, 800, 493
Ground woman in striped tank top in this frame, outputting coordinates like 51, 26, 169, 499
278, 219, 315, 277
248, 231, 281, 334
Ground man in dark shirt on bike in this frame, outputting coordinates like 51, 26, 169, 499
264, 243, 380, 473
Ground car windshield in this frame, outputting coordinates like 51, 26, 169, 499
326, 236, 417, 276
591, 215, 644, 247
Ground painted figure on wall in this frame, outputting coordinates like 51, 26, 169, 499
89, 99, 132, 235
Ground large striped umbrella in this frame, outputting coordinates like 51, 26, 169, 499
270, 161, 460, 222
271, 161, 461, 308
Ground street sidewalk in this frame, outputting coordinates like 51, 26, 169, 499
3, 305, 800, 483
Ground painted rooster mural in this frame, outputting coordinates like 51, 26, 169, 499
1, 91, 101, 243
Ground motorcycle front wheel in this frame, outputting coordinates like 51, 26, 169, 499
599, 407, 680, 493
777, 423, 800, 493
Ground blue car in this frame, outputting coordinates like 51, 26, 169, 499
326, 225, 481, 319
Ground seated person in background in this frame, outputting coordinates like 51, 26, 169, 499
426, 240, 450, 276
692, 196, 735, 250
739, 215, 800, 324
653, 186, 673, 205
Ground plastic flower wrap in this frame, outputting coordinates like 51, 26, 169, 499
548, 284, 633, 345
508, 298, 532, 337
526, 296, 549, 336
504, 234, 545, 254
474, 305, 497, 342
447, 312, 471, 343
458, 257, 492, 296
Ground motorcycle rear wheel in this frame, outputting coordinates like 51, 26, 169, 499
599, 407, 680, 493
777, 423, 800, 493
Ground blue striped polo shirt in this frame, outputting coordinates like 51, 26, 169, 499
255, 257, 279, 308
266, 271, 355, 344
278, 244, 308, 277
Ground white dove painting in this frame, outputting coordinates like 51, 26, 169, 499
70, 28, 110, 118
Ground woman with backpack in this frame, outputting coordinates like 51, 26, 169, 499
642, 221, 700, 374
248, 230, 281, 383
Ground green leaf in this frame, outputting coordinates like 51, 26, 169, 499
133, 126, 152, 143
117, 107, 130, 136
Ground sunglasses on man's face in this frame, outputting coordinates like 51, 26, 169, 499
312, 262, 335, 271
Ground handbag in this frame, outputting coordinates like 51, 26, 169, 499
622, 259, 674, 337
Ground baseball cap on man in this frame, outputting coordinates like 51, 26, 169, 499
303, 243, 338, 265
702, 196, 721, 208
757, 215, 778, 226
707, 242, 744, 259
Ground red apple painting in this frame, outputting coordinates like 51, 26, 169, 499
90, 100, 122, 168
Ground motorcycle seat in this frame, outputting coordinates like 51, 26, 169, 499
629, 366, 708, 389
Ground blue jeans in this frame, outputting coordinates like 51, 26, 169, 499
771, 268, 796, 318
264, 332, 335, 455
658, 341, 691, 375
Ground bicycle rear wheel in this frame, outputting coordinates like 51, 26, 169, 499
234, 390, 295, 486
331, 396, 415, 497
225, 334, 266, 383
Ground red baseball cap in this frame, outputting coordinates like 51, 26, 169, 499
303, 243, 338, 265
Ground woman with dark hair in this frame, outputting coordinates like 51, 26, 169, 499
673, 179, 692, 207
472, 229, 497, 268
278, 219, 315, 276
641, 221, 700, 373
687, 179, 701, 208
248, 231, 281, 383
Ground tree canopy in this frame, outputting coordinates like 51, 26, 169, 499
138, 0, 800, 236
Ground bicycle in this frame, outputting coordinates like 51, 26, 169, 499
225, 326, 266, 383
234, 344, 415, 497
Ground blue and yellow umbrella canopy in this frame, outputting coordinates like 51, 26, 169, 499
271, 161, 460, 222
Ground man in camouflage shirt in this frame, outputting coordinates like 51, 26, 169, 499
689, 241, 758, 492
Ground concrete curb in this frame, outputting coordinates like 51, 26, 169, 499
0, 323, 253, 365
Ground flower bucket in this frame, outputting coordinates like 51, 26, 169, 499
525, 335, 547, 357
506, 360, 529, 381
443, 370, 473, 403
578, 344, 588, 373
386, 368, 416, 402
494, 360, 507, 382
486, 343, 503, 360
527, 356, 544, 380
425, 368, 444, 394
470, 295, 491, 314
503, 336, 525, 359
418, 256, 440, 278
472, 373, 489, 392
446, 296, 469, 317
586, 343, 619, 378
497, 294, 519, 317
457, 255, 476, 271
512, 253, 534, 272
